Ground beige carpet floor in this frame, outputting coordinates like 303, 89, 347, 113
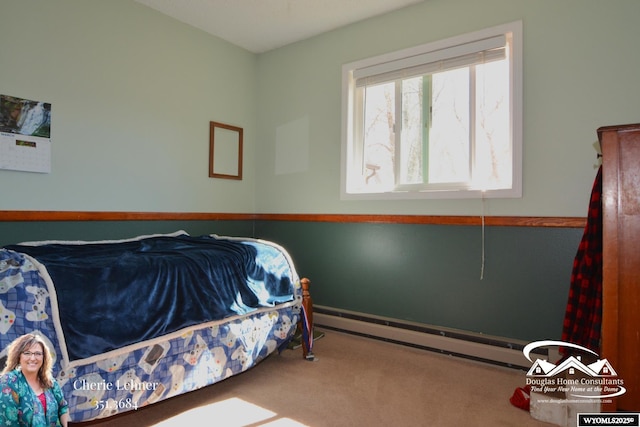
72, 330, 551, 426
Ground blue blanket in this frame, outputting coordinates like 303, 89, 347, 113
4, 234, 296, 361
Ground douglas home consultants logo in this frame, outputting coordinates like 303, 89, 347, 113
523, 340, 626, 399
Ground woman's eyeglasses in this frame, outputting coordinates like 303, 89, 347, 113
22, 351, 44, 358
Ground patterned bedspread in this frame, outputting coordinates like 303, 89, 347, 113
0, 232, 304, 422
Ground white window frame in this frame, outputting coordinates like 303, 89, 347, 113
340, 21, 523, 200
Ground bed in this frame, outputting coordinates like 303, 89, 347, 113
0, 231, 314, 423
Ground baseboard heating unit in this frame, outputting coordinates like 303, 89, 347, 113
313, 305, 550, 369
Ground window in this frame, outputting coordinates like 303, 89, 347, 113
341, 21, 522, 200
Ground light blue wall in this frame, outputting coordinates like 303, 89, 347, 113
0, 0, 257, 212
0, 0, 615, 343
255, 0, 640, 217
3, 0, 638, 216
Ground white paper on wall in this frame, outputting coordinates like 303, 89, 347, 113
275, 115, 309, 175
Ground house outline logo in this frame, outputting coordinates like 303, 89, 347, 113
523, 340, 626, 399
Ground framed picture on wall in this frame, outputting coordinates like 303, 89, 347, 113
209, 121, 243, 180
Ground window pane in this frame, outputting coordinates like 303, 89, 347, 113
400, 77, 424, 184
362, 82, 395, 191
429, 68, 470, 184
475, 59, 511, 190
343, 22, 522, 199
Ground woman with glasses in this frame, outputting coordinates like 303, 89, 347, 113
0, 333, 70, 426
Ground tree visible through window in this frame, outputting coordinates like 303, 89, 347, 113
342, 22, 522, 200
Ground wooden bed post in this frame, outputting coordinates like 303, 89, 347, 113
299, 277, 315, 360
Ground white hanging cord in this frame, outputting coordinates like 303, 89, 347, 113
480, 192, 486, 280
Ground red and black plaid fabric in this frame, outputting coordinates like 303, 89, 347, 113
560, 166, 602, 355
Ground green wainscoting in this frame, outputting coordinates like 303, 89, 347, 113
0, 220, 253, 247
0, 218, 583, 343
255, 220, 583, 343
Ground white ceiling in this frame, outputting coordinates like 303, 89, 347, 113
135, 0, 425, 53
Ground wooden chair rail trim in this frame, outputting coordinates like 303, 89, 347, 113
0, 211, 586, 228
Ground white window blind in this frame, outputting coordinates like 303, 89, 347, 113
354, 35, 506, 87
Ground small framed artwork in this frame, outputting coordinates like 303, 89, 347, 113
209, 121, 243, 180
